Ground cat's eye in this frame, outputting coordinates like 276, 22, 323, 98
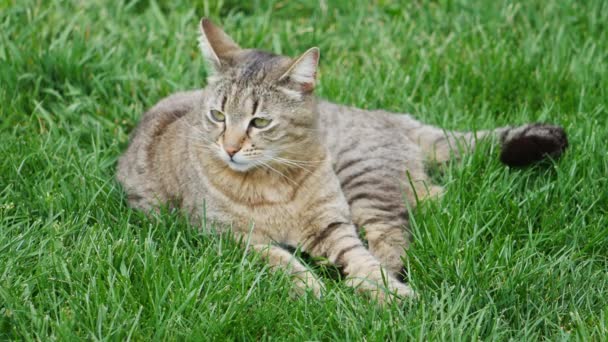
209, 109, 225, 122
251, 117, 271, 129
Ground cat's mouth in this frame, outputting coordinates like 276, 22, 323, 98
218, 148, 272, 173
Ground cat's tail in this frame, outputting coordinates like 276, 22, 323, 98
399, 115, 568, 167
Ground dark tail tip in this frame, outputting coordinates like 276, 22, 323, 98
500, 123, 568, 167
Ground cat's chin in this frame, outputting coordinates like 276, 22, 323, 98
216, 152, 257, 172
225, 160, 256, 172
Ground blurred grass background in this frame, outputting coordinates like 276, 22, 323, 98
1, 0, 607, 339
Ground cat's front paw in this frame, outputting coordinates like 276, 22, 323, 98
291, 273, 325, 299
387, 279, 416, 300
346, 271, 416, 305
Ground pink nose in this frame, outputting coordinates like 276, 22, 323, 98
225, 146, 240, 157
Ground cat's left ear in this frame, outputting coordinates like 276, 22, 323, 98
278, 47, 320, 96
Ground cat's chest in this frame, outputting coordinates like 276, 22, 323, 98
206, 194, 305, 241
190, 159, 342, 243
199, 179, 309, 237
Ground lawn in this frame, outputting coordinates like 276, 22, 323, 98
1, 0, 607, 339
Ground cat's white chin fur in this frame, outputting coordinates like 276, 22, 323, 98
226, 160, 255, 172
219, 152, 257, 172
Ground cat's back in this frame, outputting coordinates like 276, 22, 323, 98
317, 100, 412, 157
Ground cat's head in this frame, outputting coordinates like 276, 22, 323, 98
196, 18, 320, 172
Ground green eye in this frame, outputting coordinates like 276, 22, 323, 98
251, 117, 272, 128
209, 109, 225, 122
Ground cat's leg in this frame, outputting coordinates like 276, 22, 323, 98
252, 244, 324, 298
303, 222, 415, 303
398, 116, 568, 165
334, 140, 434, 277
345, 181, 421, 278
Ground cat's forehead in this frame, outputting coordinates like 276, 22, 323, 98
210, 83, 267, 120
214, 79, 266, 104
221, 50, 289, 84
208, 49, 295, 115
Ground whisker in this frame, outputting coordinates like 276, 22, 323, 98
269, 157, 315, 174
257, 160, 300, 187
274, 156, 324, 164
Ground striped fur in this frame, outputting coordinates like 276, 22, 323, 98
116, 19, 567, 303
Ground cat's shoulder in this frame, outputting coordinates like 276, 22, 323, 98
140, 89, 204, 122
128, 89, 206, 141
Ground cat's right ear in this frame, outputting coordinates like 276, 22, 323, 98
199, 18, 240, 74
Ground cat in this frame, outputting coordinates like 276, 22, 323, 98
116, 18, 568, 303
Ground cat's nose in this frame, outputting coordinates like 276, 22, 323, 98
225, 146, 240, 157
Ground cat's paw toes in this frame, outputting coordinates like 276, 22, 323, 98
500, 123, 568, 167
291, 274, 325, 299
374, 281, 416, 305
391, 281, 416, 299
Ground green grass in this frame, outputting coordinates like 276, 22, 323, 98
1, 0, 607, 339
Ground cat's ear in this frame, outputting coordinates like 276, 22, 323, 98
198, 18, 240, 73
278, 47, 320, 96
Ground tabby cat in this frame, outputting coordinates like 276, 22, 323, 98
117, 18, 568, 303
